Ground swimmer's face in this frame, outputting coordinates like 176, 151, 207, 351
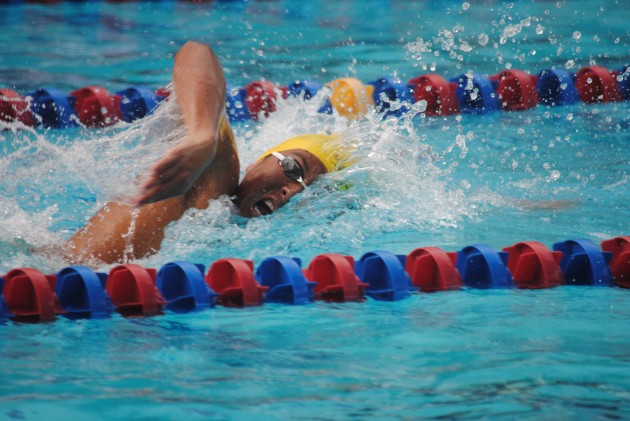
233, 149, 327, 217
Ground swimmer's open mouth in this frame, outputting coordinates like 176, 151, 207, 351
252, 199, 275, 217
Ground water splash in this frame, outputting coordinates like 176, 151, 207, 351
141, 93, 475, 268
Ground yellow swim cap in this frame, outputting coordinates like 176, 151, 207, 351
327, 78, 375, 119
258, 133, 354, 172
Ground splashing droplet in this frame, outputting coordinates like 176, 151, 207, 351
478, 33, 489, 46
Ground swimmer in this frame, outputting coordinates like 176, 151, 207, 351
66, 41, 350, 265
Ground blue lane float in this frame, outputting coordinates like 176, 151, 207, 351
55, 266, 112, 319
537, 69, 580, 106
618, 65, 630, 100
156, 261, 216, 313
28, 88, 78, 128
354, 250, 415, 301
553, 239, 613, 286
116, 86, 160, 123
0, 277, 12, 320
451, 73, 500, 114
369, 77, 413, 117
456, 244, 513, 289
287, 80, 322, 100
225, 85, 251, 122
0, 236, 629, 323
256, 256, 316, 304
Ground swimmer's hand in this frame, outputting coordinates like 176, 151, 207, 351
132, 131, 218, 206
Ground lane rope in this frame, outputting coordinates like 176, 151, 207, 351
1, 236, 628, 322
1, 65, 629, 129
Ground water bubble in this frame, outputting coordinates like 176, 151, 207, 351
100, 107, 108, 115
565, 60, 575, 69
462, 2, 470, 10
566, 113, 573, 121
586, 77, 592, 84
478, 33, 489, 46
536, 24, 544, 35
550, 170, 561, 181
572, 31, 581, 41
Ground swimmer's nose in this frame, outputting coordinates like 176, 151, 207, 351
281, 186, 290, 197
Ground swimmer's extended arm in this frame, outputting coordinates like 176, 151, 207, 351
133, 40, 229, 206
66, 41, 239, 264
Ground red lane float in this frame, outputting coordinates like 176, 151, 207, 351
575, 66, 623, 103
405, 247, 462, 292
304, 254, 368, 302
2, 268, 59, 322
105, 264, 164, 316
601, 236, 630, 288
70, 86, 123, 127
407, 74, 459, 116
490, 70, 539, 111
243, 81, 288, 120
503, 241, 563, 289
155, 87, 171, 99
205, 258, 268, 307
0, 89, 35, 127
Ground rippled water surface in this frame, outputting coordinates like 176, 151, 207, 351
1, 0, 629, 419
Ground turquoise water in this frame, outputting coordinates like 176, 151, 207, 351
1, 0, 630, 419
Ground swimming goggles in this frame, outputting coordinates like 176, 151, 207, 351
271, 151, 307, 189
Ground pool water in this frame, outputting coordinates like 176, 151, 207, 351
1, 0, 629, 419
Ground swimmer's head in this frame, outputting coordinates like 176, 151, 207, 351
233, 148, 327, 217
